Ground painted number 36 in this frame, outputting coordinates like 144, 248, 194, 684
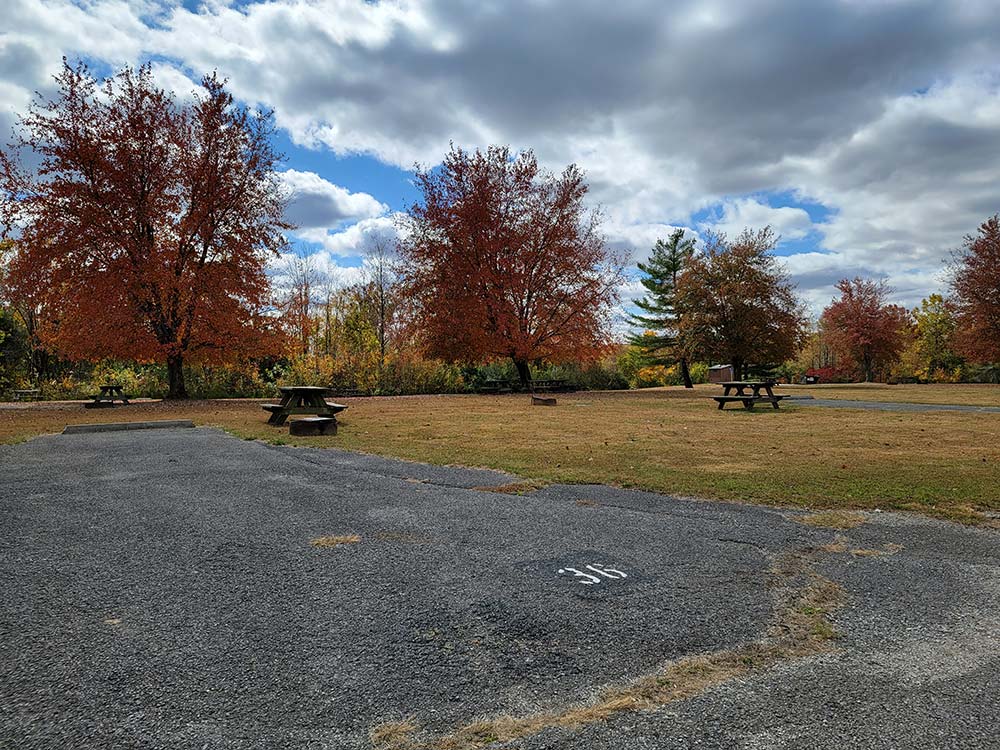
558, 563, 628, 585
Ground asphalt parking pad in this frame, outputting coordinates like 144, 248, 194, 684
1, 428, 997, 749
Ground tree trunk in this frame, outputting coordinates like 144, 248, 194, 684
732, 358, 744, 381
166, 354, 188, 399
680, 357, 693, 388
513, 359, 531, 388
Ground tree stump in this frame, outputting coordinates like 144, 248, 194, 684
531, 396, 557, 406
289, 417, 338, 436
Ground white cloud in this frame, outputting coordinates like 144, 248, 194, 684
292, 215, 402, 258
279, 169, 386, 230
4, 0, 1000, 314
701, 198, 814, 242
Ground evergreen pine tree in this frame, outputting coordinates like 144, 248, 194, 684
629, 229, 696, 388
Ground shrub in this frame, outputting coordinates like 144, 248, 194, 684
381, 356, 466, 395
185, 364, 271, 399
804, 366, 855, 384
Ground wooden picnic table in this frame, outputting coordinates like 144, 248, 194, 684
713, 380, 786, 410
530, 379, 570, 393
11, 389, 40, 402
85, 384, 130, 409
262, 386, 347, 426
479, 379, 516, 394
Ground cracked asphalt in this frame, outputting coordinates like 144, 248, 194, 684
0, 427, 997, 749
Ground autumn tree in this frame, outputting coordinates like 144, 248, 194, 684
0, 61, 289, 398
0, 240, 31, 389
951, 215, 1000, 363
399, 145, 623, 386
912, 294, 961, 376
676, 227, 807, 380
820, 278, 911, 382
629, 229, 696, 388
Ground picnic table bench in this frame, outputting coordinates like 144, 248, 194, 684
713, 380, 787, 410
530, 379, 570, 393
478, 379, 516, 394
262, 386, 347, 426
11, 389, 40, 402
85, 384, 130, 409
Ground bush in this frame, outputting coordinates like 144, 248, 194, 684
275, 354, 360, 391
533, 358, 629, 390
29, 360, 272, 400
968, 363, 1000, 384
185, 364, 272, 399
381, 356, 466, 395
0, 309, 30, 395
804, 366, 855, 384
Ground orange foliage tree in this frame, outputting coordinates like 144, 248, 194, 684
398, 145, 624, 385
676, 228, 807, 381
820, 278, 912, 382
951, 215, 1000, 364
0, 62, 289, 398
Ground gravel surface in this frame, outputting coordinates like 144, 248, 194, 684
0, 428, 997, 749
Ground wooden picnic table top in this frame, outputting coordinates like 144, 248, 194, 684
277, 385, 330, 393
718, 380, 777, 387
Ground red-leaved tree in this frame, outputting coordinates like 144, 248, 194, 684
398, 145, 624, 385
951, 215, 1000, 363
0, 61, 289, 398
820, 278, 912, 382
675, 227, 807, 380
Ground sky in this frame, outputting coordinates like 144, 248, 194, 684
2, 0, 1000, 319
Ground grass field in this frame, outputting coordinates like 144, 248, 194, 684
780, 382, 1000, 407
2, 384, 998, 526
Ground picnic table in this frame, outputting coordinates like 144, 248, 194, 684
85, 384, 130, 409
261, 386, 347, 426
478, 379, 516, 394
713, 380, 786, 410
11, 389, 40, 402
530, 379, 570, 393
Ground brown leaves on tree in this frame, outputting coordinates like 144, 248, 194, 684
820, 278, 912, 382
0, 61, 290, 397
676, 227, 807, 380
398, 145, 624, 384
951, 215, 1000, 363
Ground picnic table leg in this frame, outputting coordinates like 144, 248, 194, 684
267, 391, 294, 426
765, 385, 780, 409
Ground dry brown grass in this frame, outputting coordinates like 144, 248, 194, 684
309, 534, 361, 548
371, 718, 421, 749
3, 388, 999, 524
819, 535, 904, 557
366, 547, 845, 750
797, 382, 1000, 407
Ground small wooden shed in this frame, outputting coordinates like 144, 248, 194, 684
708, 364, 735, 383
